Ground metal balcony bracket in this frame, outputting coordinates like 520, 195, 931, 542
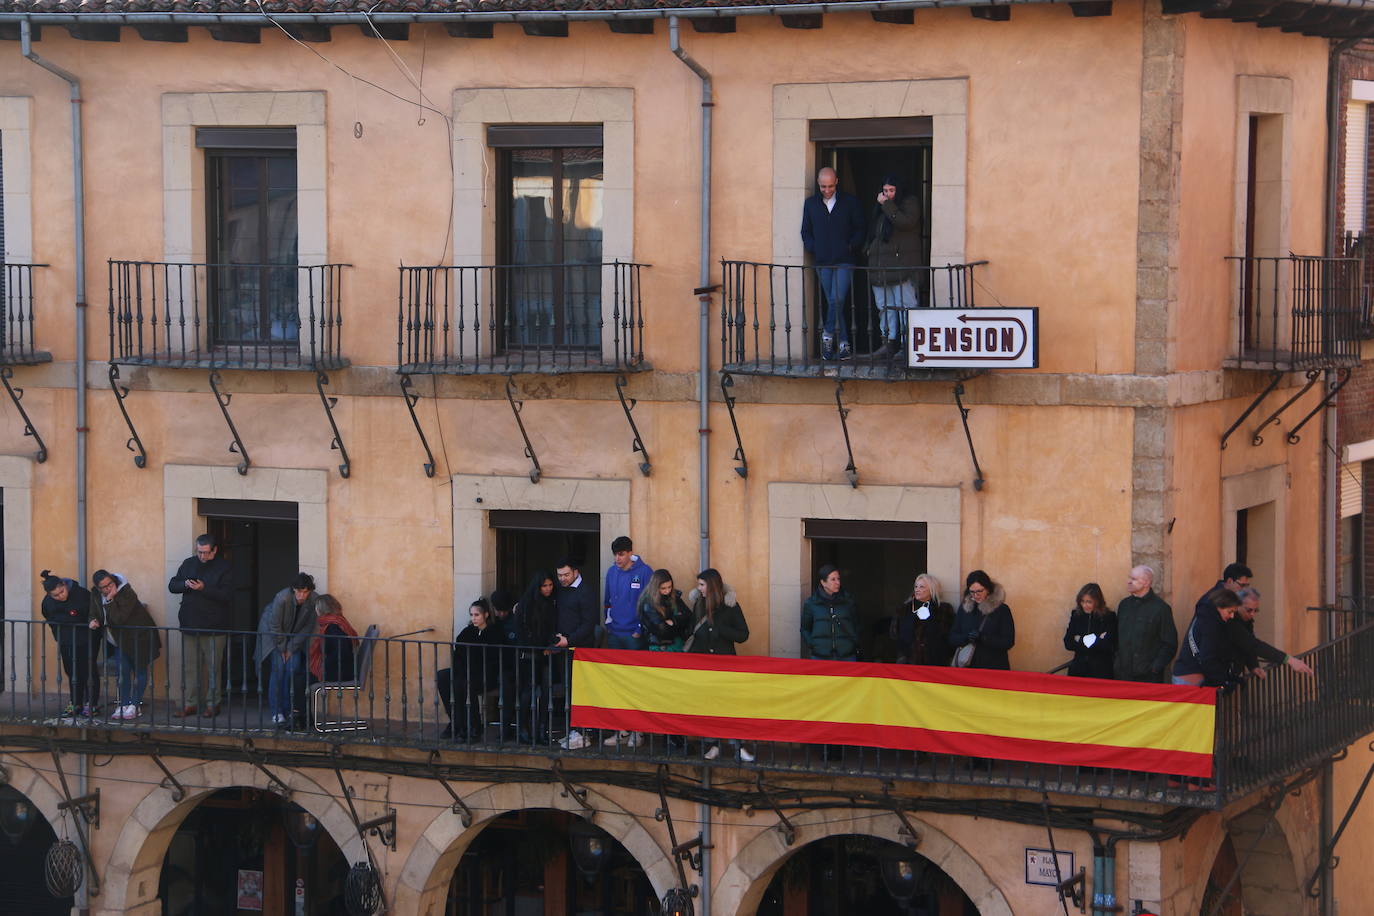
1057, 869, 1087, 914
614, 374, 652, 477
1287, 368, 1351, 445
208, 370, 251, 475
148, 751, 187, 802
0, 367, 47, 463
240, 740, 292, 797
399, 373, 437, 478
427, 752, 474, 827
1250, 369, 1322, 446
834, 379, 859, 488
108, 364, 147, 469
720, 372, 748, 478
314, 371, 351, 478
953, 383, 986, 491
1038, 793, 1079, 915
656, 767, 706, 892
505, 376, 542, 484
754, 775, 798, 846
889, 806, 922, 849
550, 760, 594, 818
1303, 741, 1374, 898
48, 746, 100, 896
332, 767, 395, 915
1220, 370, 1283, 450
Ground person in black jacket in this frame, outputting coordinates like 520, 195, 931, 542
1062, 582, 1118, 679
1226, 587, 1314, 680
555, 557, 599, 750
1173, 587, 1242, 688
801, 166, 866, 360
800, 565, 859, 661
638, 569, 693, 652
948, 570, 1016, 670
514, 570, 558, 745
686, 568, 754, 762
168, 533, 235, 718
890, 573, 954, 667
40, 570, 100, 717
438, 599, 499, 741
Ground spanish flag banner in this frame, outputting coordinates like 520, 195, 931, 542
571, 650, 1216, 777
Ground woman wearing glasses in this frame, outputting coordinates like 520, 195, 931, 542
948, 570, 1015, 670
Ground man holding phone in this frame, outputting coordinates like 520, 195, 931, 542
169, 533, 234, 718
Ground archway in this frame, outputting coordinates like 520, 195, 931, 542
397, 782, 676, 915
0, 782, 74, 914
1194, 805, 1307, 916
757, 834, 975, 915
715, 810, 1011, 916
100, 760, 366, 914
444, 808, 656, 914
159, 787, 350, 915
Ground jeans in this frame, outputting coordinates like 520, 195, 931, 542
605, 631, 647, 651
112, 646, 150, 707
269, 650, 307, 718
817, 265, 853, 344
181, 631, 227, 707
871, 279, 918, 341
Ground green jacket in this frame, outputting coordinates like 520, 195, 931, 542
1113, 588, 1177, 682
865, 194, 923, 286
801, 587, 859, 660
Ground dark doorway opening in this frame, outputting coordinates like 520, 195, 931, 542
0, 785, 73, 915
491, 510, 600, 599
159, 787, 347, 916
813, 119, 932, 357
806, 519, 927, 662
445, 808, 654, 915
758, 834, 976, 916
202, 500, 299, 695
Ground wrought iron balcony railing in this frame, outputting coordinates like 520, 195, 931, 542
5, 618, 1368, 809
108, 260, 349, 371
1226, 254, 1363, 371
397, 262, 648, 375
721, 260, 988, 379
0, 262, 52, 366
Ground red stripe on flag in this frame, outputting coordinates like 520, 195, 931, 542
573, 649, 1216, 705
570, 707, 1213, 778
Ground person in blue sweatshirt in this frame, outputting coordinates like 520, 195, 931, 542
603, 535, 652, 651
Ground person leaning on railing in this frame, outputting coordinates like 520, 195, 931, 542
1226, 586, 1314, 681
263, 573, 321, 730
39, 570, 100, 718
686, 568, 754, 763
515, 570, 558, 745
948, 570, 1016, 670
890, 573, 954, 667
438, 598, 498, 742
87, 569, 161, 721
1062, 582, 1118, 680
1172, 587, 1243, 690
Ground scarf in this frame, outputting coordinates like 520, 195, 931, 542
309, 612, 360, 680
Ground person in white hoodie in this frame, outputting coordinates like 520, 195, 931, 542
87, 569, 161, 720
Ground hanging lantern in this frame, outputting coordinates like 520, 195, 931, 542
283, 802, 321, 851
44, 839, 83, 898
878, 845, 925, 902
0, 794, 35, 845
661, 886, 695, 916
568, 819, 610, 882
344, 861, 382, 916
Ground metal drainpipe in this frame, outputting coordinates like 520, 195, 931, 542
669, 23, 713, 912
21, 21, 89, 915
669, 16, 713, 575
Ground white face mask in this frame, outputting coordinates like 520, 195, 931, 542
916, 604, 931, 621
1082, 633, 1097, 648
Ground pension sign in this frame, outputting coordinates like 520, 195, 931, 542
907, 308, 1039, 369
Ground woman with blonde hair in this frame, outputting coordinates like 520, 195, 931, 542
890, 573, 955, 666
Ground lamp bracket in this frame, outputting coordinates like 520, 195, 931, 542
148, 752, 186, 803
1057, 867, 1086, 913
550, 760, 594, 818
427, 752, 473, 826
754, 775, 797, 846
46, 746, 99, 896
356, 809, 398, 852
890, 806, 921, 849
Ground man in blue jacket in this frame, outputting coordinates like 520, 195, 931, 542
801, 166, 866, 360
603, 535, 651, 651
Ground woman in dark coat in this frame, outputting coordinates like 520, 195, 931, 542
1062, 582, 1118, 679
439, 598, 500, 741
687, 568, 753, 762
308, 594, 359, 684
638, 569, 693, 652
88, 569, 162, 720
513, 570, 558, 743
800, 564, 860, 661
40, 570, 100, 717
948, 569, 1016, 670
890, 573, 954, 667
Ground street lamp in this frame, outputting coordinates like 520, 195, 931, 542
661, 886, 694, 916
0, 793, 35, 845
568, 819, 609, 882
284, 802, 321, 851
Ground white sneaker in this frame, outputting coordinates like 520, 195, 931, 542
560, 729, 587, 750
272, 713, 287, 725
603, 731, 642, 748
738, 746, 755, 763
114, 704, 139, 720
703, 744, 720, 760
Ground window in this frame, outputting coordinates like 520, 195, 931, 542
491, 125, 604, 352
199, 127, 298, 347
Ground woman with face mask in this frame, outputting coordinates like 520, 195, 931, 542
890, 573, 954, 667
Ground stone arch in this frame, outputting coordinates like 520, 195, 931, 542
715, 809, 1013, 916
1, 759, 70, 839
1186, 804, 1311, 916
396, 781, 677, 915
97, 760, 366, 914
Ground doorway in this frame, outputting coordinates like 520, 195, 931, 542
806, 519, 927, 662
201, 499, 300, 694
1235, 502, 1277, 644
490, 510, 600, 600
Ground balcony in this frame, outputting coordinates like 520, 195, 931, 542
1225, 254, 1364, 371
0, 262, 52, 366
4, 618, 1369, 810
721, 260, 988, 380
397, 262, 648, 375
108, 260, 349, 371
